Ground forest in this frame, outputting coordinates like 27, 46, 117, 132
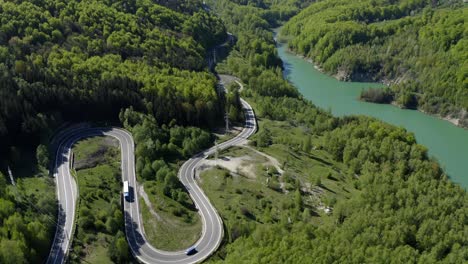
208, 0, 304, 98
0, 0, 227, 262
0, 0, 467, 262
208, 0, 467, 263
0, 0, 226, 157
0, 170, 56, 263
281, 0, 467, 126
215, 94, 468, 263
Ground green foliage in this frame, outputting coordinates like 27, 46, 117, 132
226, 84, 244, 123
282, 0, 468, 123
360, 88, 394, 104
35, 144, 49, 169
120, 107, 212, 163
0, 0, 227, 158
254, 127, 272, 147
121, 107, 206, 249
108, 231, 129, 263
302, 135, 312, 153
0, 176, 56, 263
209, 1, 467, 263
216, 95, 468, 263
208, 0, 300, 98
71, 137, 128, 262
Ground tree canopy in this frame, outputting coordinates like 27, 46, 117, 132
282, 0, 467, 126
0, 0, 227, 157
208, 1, 468, 263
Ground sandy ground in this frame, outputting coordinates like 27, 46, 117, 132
196, 146, 284, 184
197, 155, 258, 179
219, 74, 241, 88
241, 145, 284, 174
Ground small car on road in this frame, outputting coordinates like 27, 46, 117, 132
185, 247, 197, 255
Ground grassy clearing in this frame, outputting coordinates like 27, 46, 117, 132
252, 118, 359, 203
213, 132, 235, 144
70, 136, 130, 263
73, 138, 104, 161
200, 117, 362, 261
199, 166, 300, 224
140, 179, 202, 251
16, 175, 55, 198
6, 147, 54, 211
199, 165, 319, 259
84, 233, 114, 264
215, 145, 251, 158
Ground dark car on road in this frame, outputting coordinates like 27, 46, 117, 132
185, 247, 197, 255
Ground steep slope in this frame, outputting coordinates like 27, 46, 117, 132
0, 0, 226, 262
281, 0, 467, 126
0, 0, 226, 156
202, 1, 468, 263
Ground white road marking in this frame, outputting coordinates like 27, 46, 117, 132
47, 98, 257, 263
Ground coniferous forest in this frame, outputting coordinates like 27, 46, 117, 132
0, 0, 226, 155
0, 0, 225, 262
0, 0, 467, 263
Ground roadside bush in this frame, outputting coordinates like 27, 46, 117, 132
94, 219, 106, 232
105, 218, 119, 234
255, 128, 272, 147
108, 231, 129, 263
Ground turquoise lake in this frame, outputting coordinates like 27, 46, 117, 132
277, 42, 468, 188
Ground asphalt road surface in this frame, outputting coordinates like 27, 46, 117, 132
47, 99, 257, 264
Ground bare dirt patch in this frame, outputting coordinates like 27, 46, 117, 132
197, 146, 285, 182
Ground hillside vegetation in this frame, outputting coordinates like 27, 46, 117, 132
207, 0, 467, 263
281, 0, 467, 126
0, 170, 56, 263
71, 137, 129, 263
0, 0, 226, 262
0, 0, 226, 157
0, 0, 467, 263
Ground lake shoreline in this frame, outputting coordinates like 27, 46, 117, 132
282, 46, 467, 130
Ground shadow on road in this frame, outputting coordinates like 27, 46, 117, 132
47, 204, 67, 264
53, 127, 114, 171
126, 186, 135, 203
124, 210, 148, 257
49, 127, 115, 263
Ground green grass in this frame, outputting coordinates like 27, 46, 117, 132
83, 233, 114, 264
199, 166, 313, 254
253, 119, 359, 203
72, 137, 111, 162
199, 167, 294, 222
16, 176, 55, 198
4, 148, 57, 261
200, 117, 362, 261
70, 136, 129, 263
217, 146, 252, 158
140, 180, 202, 251
213, 131, 237, 144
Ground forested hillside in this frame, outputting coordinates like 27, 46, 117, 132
0, 0, 226, 157
1, 0, 467, 263
281, 0, 468, 126
208, 0, 308, 98
208, 0, 467, 263
0, 0, 226, 262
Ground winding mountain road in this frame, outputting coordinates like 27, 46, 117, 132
47, 98, 256, 264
